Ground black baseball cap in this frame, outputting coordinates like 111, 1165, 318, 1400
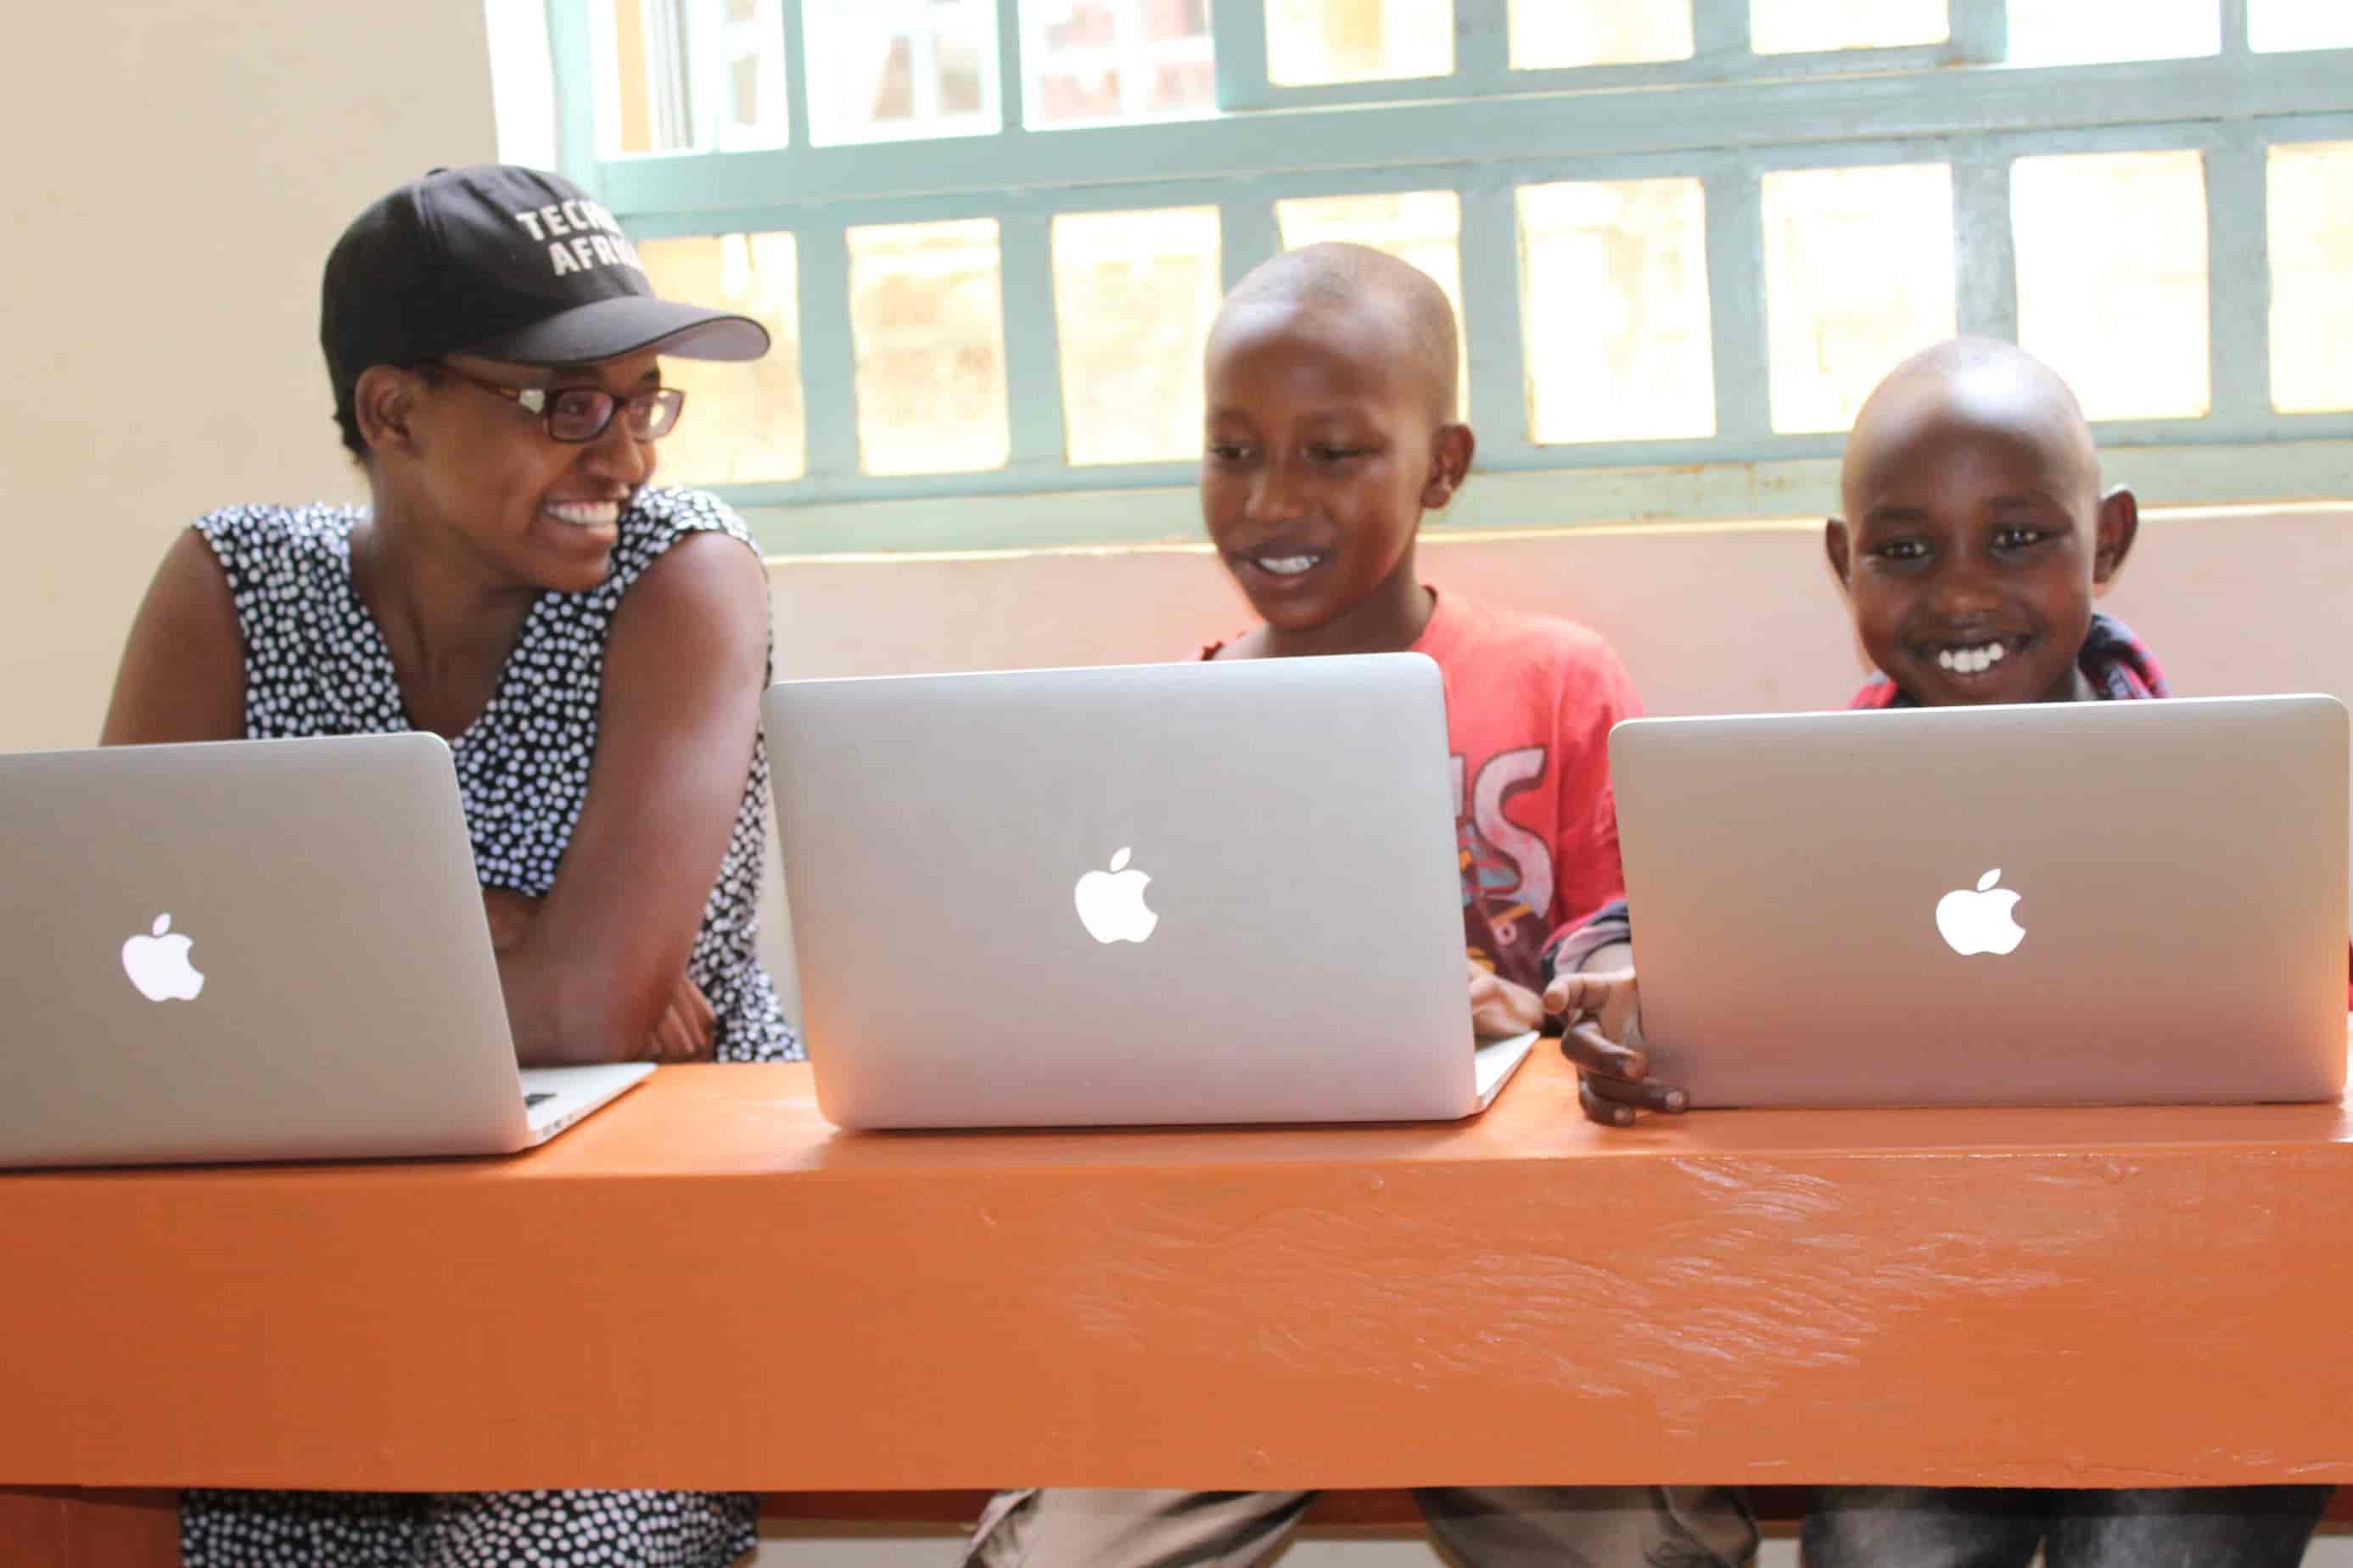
322, 165, 769, 415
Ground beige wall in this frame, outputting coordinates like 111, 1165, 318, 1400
766, 506, 2353, 711
0, 0, 497, 753
752, 503, 2353, 1022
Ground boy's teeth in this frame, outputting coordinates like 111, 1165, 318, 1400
1936, 641, 2008, 674
1256, 555, 1319, 576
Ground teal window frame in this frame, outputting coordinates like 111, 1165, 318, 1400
546, 0, 2353, 555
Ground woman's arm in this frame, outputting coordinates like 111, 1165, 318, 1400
99, 529, 247, 746
496, 529, 771, 1066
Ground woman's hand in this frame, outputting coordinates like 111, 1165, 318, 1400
1543, 966, 1689, 1127
483, 888, 714, 1061
479, 527, 770, 1067
647, 971, 718, 1062
482, 887, 541, 953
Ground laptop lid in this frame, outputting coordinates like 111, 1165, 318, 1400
0, 735, 541, 1166
1611, 694, 2349, 1107
765, 654, 1490, 1128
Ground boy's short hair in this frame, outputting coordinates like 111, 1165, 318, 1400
1848, 337, 2100, 496
1214, 243, 1460, 421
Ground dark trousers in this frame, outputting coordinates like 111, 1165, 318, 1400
1802, 1485, 2333, 1568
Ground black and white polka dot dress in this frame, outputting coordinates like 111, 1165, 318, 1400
180, 487, 797, 1568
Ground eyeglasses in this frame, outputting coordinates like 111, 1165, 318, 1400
429, 361, 687, 443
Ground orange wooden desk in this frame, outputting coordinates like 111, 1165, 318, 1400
5, 1044, 2351, 1556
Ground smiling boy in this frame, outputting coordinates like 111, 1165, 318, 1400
961, 243, 1756, 1568
1551, 338, 2335, 1565
1196, 244, 1643, 1018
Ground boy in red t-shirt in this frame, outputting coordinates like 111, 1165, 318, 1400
960, 244, 1754, 1568
1206, 587, 1638, 1018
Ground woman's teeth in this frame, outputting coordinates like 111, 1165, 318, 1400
1255, 555, 1321, 577
546, 501, 619, 529
1937, 642, 2008, 675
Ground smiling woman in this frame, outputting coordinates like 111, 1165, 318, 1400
94, 163, 795, 1568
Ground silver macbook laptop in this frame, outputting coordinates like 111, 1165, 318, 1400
0, 734, 651, 1168
1611, 694, 2349, 1107
765, 653, 1536, 1128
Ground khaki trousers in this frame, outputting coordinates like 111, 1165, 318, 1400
964, 1485, 1757, 1567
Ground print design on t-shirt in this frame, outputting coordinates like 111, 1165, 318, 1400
1453, 745, 1553, 957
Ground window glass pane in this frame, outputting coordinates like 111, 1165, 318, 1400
1024, 0, 1214, 126
1276, 192, 1468, 417
1510, 0, 1693, 68
2268, 142, 2353, 414
1750, 0, 1946, 54
711, 0, 792, 148
1762, 164, 1957, 434
637, 233, 807, 483
1266, 0, 1454, 86
2014, 149, 2210, 421
597, 0, 789, 154
1519, 178, 1715, 443
1053, 208, 1224, 464
2250, 0, 2353, 50
848, 220, 1011, 474
598, 0, 692, 153
2006, 0, 2217, 64
731, 54, 763, 123
805, 0, 1000, 145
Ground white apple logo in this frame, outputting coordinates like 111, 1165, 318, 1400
1073, 847, 1158, 944
122, 913, 206, 1002
1935, 869, 2026, 957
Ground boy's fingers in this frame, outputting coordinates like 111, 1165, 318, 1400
1585, 1072, 1689, 1115
1560, 1020, 1645, 1080
1543, 974, 1596, 1016
1578, 1073, 1638, 1128
1548, 972, 1635, 1027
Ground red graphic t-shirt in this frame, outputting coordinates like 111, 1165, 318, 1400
1207, 591, 1641, 993
1418, 591, 1640, 991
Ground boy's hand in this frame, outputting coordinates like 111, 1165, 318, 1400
1543, 967, 1689, 1126
1468, 960, 1547, 1038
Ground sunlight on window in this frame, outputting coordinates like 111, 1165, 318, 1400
2006, 0, 2217, 64
1276, 192, 1469, 417
709, 0, 792, 148
2249, 0, 2353, 50
1762, 164, 1957, 434
1266, 0, 1454, 86
596, 0, 790, 154
848, 220, 1011, 474
2014, 150, 2210, 422
1053, 208, 1224, 463
1519, 179, 1715, 444
2268, 142, 2353, 413
1750, 0, 1946, 54
1509, 0, 1693, 69
804, 0, 1000, 145
1025, 0, 1215, 125
597, 0, 688, 154
637, 233, 808, 484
